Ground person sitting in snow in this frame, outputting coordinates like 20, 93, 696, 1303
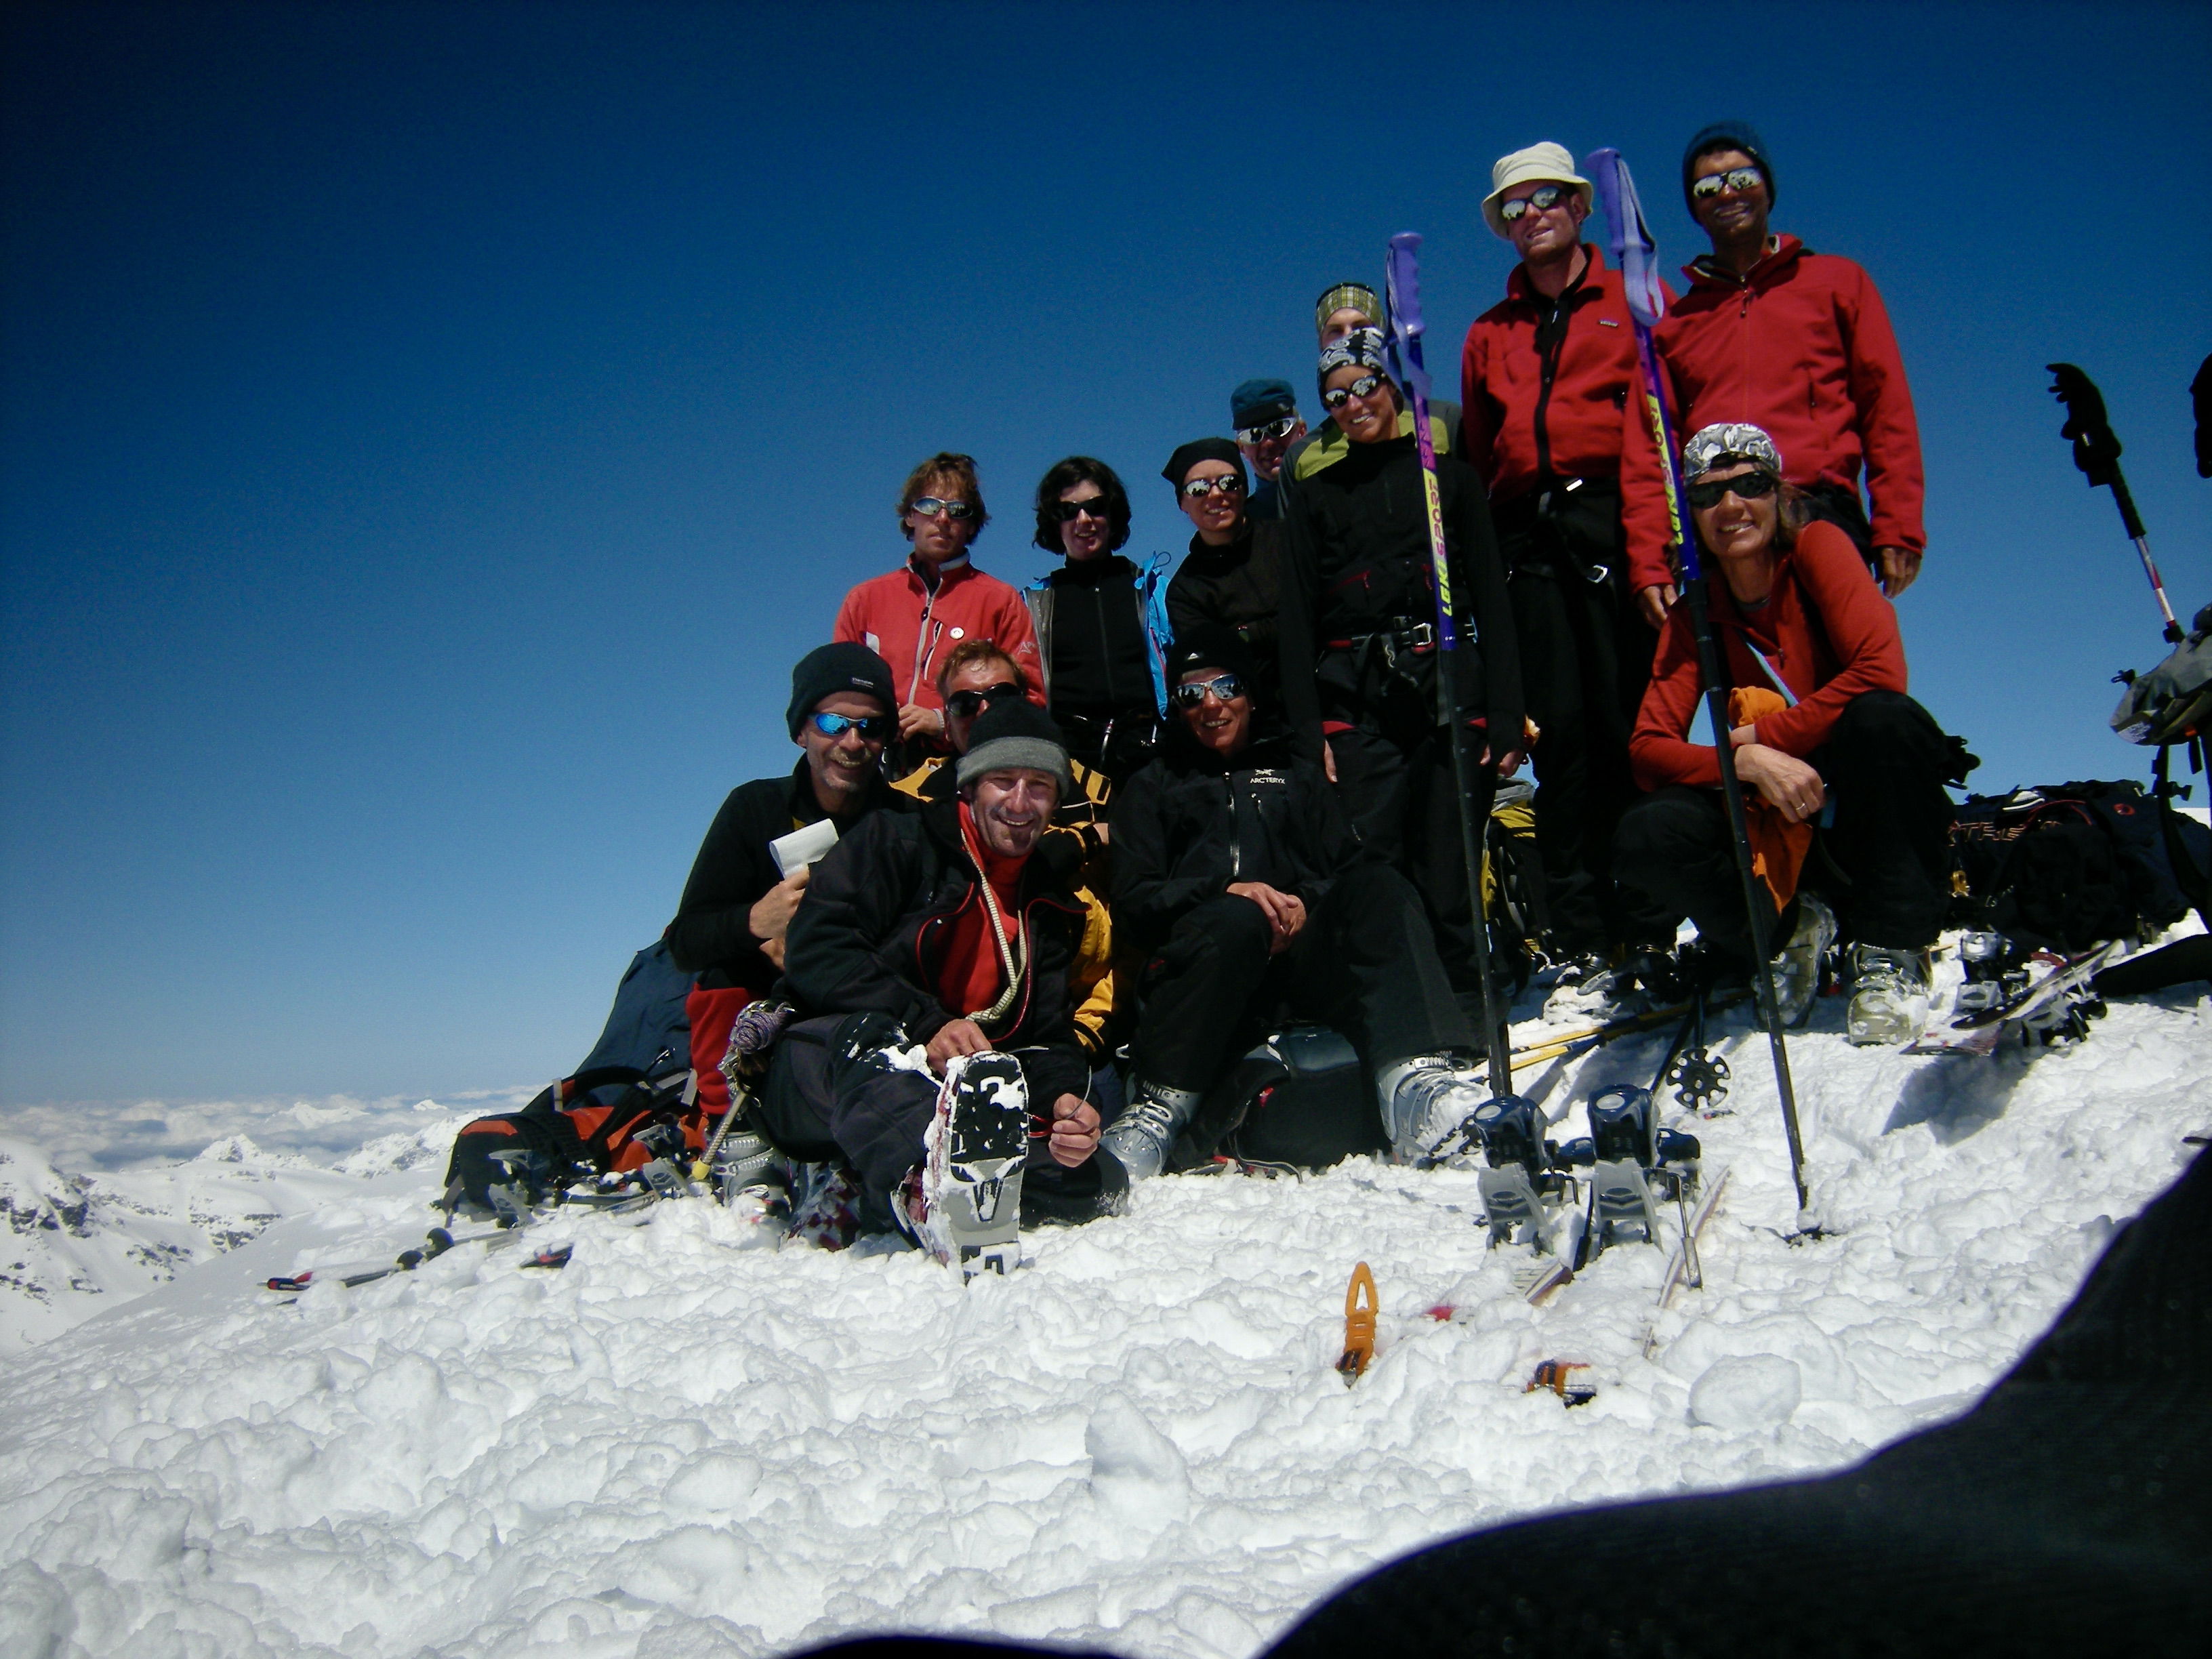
1103, 628, 1498, 1176
1616, 424, 1971, 1046
754, 699, 1126, 1273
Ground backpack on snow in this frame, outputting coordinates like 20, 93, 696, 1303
1169, 1027, 1387, 1174
1950, 779, 2210, 953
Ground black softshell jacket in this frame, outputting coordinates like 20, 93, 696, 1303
1108, 729, 1363, 956
782, 793, 1093, 1103
665, 761, 908, 991
1277, 428, 1521, 757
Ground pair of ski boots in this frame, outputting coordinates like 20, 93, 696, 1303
1431, 1088, 1701, 1260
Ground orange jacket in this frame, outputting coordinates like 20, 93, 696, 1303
1631, 519, 1907, 790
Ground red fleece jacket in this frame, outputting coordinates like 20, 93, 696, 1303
1621, 236, 1925, 592
833, 556, 1043, 711
1630, 518, 1908, 791
1460, 245, 1673, 501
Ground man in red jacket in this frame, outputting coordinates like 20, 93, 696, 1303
832, 452, 1043, 764
1624, 122, 1925, 630
1462, 141, 1677, 1000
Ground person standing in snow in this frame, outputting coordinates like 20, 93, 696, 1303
1162, 437, 1286, 712
1616, 424, 1967, 1046
832, 453, 1043, 771
1460, 141, 1678, 1005
666, 642, 911, 991
1277, 325, 1523, 988
1230, 377, 1307, 521
757, 700, 1126, 1265
1103, 630, 1494, 1174
1622, 122, 1925, 630
1023, 456, 1172, 785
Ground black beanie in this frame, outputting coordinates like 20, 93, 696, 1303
1166, 626, 1259, 697
955, 698, 1073, 794
786, 641, 895, 739
1682, 121, 1775, 210
1162, 437, 1248, 495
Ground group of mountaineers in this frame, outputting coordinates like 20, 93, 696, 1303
457, 122, 1971, 1278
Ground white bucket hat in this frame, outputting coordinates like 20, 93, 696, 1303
1481, 141, 1594, 239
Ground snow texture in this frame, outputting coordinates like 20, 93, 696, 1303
1, 937, 2207, 1658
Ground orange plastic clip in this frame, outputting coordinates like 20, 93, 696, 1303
1336, 1261, 1378, 1384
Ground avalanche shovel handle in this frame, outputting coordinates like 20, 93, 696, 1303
1337, 1261, 1378, 1384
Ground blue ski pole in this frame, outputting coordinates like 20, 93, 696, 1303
1582, 148, 1809, 1211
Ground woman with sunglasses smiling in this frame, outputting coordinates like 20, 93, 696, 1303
1619, 424, 1971, 1049
834, 451, 1043, 771
1275, 325, 1523, 989
1161, 436, 1286, 712
1023, 456, 1173, 785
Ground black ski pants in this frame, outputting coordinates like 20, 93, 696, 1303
1496, 483, 1674, 956
1130, 862, 1474, 1097
1329, 717, 1496, 991
755, 1013, 1112, 1232
1613, 690, 1958, 962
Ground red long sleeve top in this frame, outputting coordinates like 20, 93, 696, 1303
1630, 518, 1908, 791
1460, 245, 1672, 501
1621, 237, 1925, 593
832, 555, 1043, 711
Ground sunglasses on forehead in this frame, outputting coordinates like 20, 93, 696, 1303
1235, 415, 1298, 445
944, 682, 1023, 719
1170, 672, 1246, 708
1690, 167, 1765, 201
1498, 184, 1572, 224
1685, 470, 1780, 510
807, 710, 894, 740
1320, 373, 1386, 410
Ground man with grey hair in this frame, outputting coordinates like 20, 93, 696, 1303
756, 699, 1126, 1276
1460, 140, 1677, 1005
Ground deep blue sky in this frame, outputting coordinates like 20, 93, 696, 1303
5, 1, 2209, 1105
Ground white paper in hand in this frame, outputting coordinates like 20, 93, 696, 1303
769, 819, 839, 878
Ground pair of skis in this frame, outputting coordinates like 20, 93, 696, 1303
1904, 941, 2121, 1056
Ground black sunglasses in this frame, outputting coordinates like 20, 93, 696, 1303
1685, 471, 1780, 511
945, 682, 1023, 719
1498, 184, 1571, 224
1690, 167, 1765, 201
807, 711, 895, 741
1321, 373, 1385, 410
1053, 495, 1114, 522
1170, 672, 1246, 708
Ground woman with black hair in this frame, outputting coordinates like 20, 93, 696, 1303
1024, 455, 1173, 785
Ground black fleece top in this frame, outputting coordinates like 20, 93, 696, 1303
1166, 518, 1286, 709
1038, 554, 1153, 722
1108, 726, 1361, 956
1277, 426, 1521, 758
664, 759, 908, 991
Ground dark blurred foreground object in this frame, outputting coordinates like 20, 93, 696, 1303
798, 1147, 2211, 1658
2047, 362, 2185, 642
2192, 352, 2211, 478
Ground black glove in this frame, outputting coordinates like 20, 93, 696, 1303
2047, 362, 2123, 487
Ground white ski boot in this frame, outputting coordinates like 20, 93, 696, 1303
1100, 1081, 1202, 1181
1769, 893, 1837, 1026
1377, 1055, 1488, 1165
898, 1052, 1031, 1279
1847, 944, 1931, 1046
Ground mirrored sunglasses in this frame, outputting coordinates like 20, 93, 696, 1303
909, 496, 976, 520
1690, 167, 1765, 201
807, 711, 894, 740
1498, 184, 1570, 224
1235, 415, 1298, 445
1180, 474, 1246, 499
1321, 373, 1385, 411
1170, 673, 1246, 708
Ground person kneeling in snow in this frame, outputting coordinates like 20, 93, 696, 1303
1104, 628, 1498, 1176
1616, 424, 1970, 1046
753, 699, 1127, 1273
